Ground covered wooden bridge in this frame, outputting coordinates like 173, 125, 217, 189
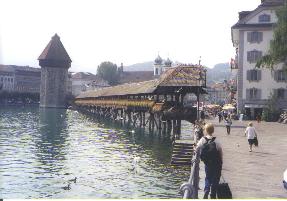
74, 65, 207, 140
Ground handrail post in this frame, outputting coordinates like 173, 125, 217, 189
180, 150, 200, 199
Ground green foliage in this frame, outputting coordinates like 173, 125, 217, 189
97, 61, 119, 86
256, 1, 287, 70
262, 92, 281, 122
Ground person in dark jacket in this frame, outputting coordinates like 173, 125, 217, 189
195, 123, 223, 199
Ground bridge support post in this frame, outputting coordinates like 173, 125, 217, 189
143, 112, 146, 126
158, 114, 162, 130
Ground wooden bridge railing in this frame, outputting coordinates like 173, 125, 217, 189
180, 150, 200, 199
74, 99, 155, 109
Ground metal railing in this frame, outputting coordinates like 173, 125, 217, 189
180, 150, 200, 199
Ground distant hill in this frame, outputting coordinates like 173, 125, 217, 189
123, 61, 231, 85
206, 63, 231, 85
124, 61, 154, 72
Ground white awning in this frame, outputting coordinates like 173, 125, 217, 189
244, 104, 267, 108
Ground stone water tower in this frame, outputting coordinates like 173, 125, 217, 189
38, 34, 72, 108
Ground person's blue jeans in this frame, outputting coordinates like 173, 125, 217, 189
284, 180, 287, 190
204, 164, 222, 199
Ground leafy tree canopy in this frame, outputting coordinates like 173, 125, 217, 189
256, 1, 287, 71
97, 61, 119, 85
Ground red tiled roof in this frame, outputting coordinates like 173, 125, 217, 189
38, 34, 72, 62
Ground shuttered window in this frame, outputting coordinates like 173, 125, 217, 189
274, 70, 287, 82
247, 50, 262, 63
247, 32, 263, 43
247, 69, 261, 81
246, 88, 261, 100
274, 88, 287, 99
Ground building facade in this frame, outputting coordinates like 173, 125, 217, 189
71, 72, 109, 97
206, 82, 229, 105
0, 65, 41, 93
0, 65, 15, 91
231, 0, 287, 118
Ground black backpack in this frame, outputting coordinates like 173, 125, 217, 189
200, 137, 220, 165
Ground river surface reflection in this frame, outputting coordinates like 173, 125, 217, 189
0, 107, 191, 198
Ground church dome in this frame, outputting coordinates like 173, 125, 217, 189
164, 57, 172, 67
154, 55, 163, 65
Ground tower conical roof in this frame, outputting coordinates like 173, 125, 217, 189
38, 34, 72, 68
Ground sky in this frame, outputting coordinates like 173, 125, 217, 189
0, 0, 260, 74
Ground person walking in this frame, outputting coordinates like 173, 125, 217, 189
193, 122, 204, 143
224, 116, 232, 135
218, 112, 222, 123
283, 168, 287, 190
256, 114, 261, 123
195, 123, 223, 199
244, 122, 257, 152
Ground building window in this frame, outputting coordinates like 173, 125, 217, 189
155, 68, 158, 75
274, 70, 287, 82
247, 31, 263, 43
259, 14, 271, 23
247, 69, 261, 81
277, 88, 285, 99
247, 50, 262, 63
246, 88, 261, 100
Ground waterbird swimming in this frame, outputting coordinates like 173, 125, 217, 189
69, 177, 77, 183
62, 183, 71, 190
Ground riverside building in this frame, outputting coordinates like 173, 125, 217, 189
231, 0, 287, 119
0, 65, 41, 93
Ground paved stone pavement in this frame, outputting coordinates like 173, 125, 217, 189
198, 118, 287, 198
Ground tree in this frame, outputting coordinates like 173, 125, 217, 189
97, 61, 119, 85
262, 92, 281, 122
256, 1, 287, 71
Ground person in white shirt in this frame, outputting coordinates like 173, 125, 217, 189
195, 123, 223, 199
244, 122, 257, 152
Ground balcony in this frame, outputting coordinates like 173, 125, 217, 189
230, 55, 239, 69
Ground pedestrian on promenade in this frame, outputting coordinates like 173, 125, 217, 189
283, 169, 287, 190
256, 114, 261, 123
244, 122, 257, 152
224, 116, 232, 135
195, 123, 223, 199
193, 121, 204, 143
201, 110, 205, 121
218, 112, 222, 123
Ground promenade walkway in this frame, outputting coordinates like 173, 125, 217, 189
198, 118, 287, 198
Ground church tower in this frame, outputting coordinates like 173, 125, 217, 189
154, 55, 163, 76
38, 34, 72, 108
163, 57, 172, 72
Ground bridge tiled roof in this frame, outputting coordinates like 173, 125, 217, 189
76, 65, 206, 99
77, 79, 158, 98
158, 65, 205, 87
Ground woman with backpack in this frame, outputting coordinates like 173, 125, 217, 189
195, 123, 223, 199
